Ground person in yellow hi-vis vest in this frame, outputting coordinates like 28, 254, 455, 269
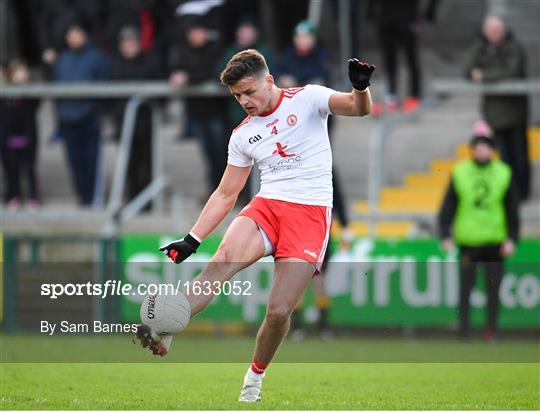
438, 133, 519, 343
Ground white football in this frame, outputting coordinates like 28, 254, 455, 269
140, 291, 191, 335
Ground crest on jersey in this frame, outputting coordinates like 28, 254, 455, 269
287, 114, 298, 126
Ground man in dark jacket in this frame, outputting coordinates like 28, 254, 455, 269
465, 15, 530, 201
168, 21, 228, 194
274, 20, 330, 88
53, 21, 108, 206
438, 133, 519, 342
110, 26, 163, 209
37, 0, 104, 66
102, 0, 171, 66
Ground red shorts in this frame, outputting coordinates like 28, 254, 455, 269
239, 197, 332, 272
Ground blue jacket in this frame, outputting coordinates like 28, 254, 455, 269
274, 45, 330, 86
53, 42, 108, 123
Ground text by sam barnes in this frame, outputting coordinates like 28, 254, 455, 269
41, 321, 137, 335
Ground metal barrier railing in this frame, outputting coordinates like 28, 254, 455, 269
2, 79, 539, 237
431, 79, 540, 95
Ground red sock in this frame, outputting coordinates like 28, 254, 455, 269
250, 360, 268, 375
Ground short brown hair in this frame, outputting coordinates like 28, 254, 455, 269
219, 49, 269, 86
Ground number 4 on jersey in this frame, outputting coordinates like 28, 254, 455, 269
270, 125, 278, 135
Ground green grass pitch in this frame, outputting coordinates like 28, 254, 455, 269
1, 335, 539, 410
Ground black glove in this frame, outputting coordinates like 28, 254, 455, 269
159, 234, 200, 264
348, 58, 376, 91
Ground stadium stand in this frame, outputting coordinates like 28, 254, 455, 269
351, 127, 540, 238
2, 1, 539, 240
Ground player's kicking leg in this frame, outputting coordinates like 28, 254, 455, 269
239, 257, 315, 402
136, 216, 265, 355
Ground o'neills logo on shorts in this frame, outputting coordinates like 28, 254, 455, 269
304, 249, 317, 258
147, 294, 157, 319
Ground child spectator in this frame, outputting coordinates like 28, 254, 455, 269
0, 60, 40, 210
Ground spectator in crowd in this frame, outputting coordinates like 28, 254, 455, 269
53, 20, 108, 207
0, 60, 40, 210
274, 20, 330, 88
438, 131, 519, 343
465, 15, 530, 201
167, 0, 225, 49
37, 0, 104, 66
109, 26, 162, 209
367, 0, 438, 115
168, 20, 228, 195
221, 1, 261, 46
268, 0, 309, 52
290, 177, 354, 341
103, 0, 171, 66
220, 16, 273, 132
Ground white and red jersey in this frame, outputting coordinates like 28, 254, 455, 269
227, 84, 336, 207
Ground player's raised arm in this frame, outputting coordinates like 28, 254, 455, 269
160, 164, 252, 263
329, 58, 375, 117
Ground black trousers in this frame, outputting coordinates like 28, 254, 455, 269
458, 245, 504, 335
190, 114, 228, 192
493, 123, 530, 201
1, 136, 39, 202
60, 117, 100, 206
127, 134, 152, 208
379, 21, 421, 98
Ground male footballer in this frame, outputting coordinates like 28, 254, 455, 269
136, 49, 374, 402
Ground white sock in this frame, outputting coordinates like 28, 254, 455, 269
247, 367, 265, 381
161, 335, 173, 350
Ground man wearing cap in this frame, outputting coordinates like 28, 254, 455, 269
274, 20, 330, 88
438, 132, 519, 342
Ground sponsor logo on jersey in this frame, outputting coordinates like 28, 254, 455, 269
248, 134, 263, 144
269, 156, 303, 174
272, 142, 296, 158
269, 142, 302, 174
